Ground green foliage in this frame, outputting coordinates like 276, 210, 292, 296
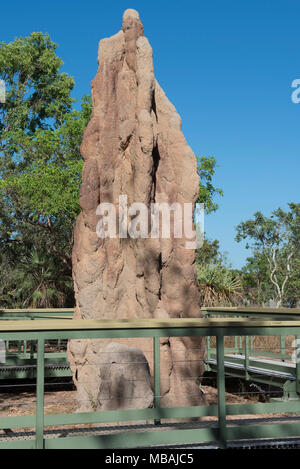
3, 164, 82, 222
196, 238, 221, 265
235, 204, 300, 307
197, 262, 241, 295
0, 32, 74, 133
197, 261, 241, 306
0, 91, 91, 227
6, 249, 72, 308
196, 238, 242, 306
0, 33, 92, 308
1, 159, 83, 219
239, 252, 274, 305
195, 158, 233, 306
197, 155, 223, 214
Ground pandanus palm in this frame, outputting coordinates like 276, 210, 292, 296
12, 249, 72, 308
197, 262, 242, 307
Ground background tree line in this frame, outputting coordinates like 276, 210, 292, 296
0, 32, 91, 307
0, 33, 299, 309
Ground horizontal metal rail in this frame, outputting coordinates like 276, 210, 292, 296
0, 309, 74, 321
1, 306, 300, 321
202, 307, 300, 322
203, 306, 300, 315
2, 317, 300, 332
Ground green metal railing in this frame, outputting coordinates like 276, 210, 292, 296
203, 308, 300, 396
0, 308, 74, 320
0, 309, 73, 379
1, 307, 300, 391
203, 309, 299, 360
1, 317, 300, 449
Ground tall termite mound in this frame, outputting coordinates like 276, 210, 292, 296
69, 9, 205, 411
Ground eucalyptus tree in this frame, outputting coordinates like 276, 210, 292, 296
235, 204, 300, 307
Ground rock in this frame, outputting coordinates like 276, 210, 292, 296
69, 8, 205, 412
97, 342, 153, 410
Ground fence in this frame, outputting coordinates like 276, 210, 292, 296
1, 316, 300, 448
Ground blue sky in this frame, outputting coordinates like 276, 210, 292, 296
1, 0, 299, 268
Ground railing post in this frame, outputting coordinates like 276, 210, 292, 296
239, 336, 242, 351
296, 335, 300, 396
206, 336, 211, 360
153, 336, 161, 425
217, 334, 226, 448
280, 335, 286, 362
234, 336, 238, 353
245, 336, 249, 381
36, 338, 45, 449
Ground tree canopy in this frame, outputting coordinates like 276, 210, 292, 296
235, 203, 300, 307
197, 155, 223, 214
0, 32, 91, 307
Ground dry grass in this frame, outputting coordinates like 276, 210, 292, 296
208, 335, 295, 357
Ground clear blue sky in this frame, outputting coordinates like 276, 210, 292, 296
1, 0, 299, 268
